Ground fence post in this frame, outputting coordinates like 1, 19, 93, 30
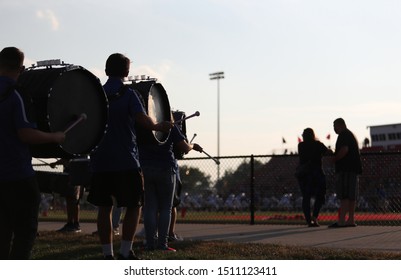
250, 154, 255, 225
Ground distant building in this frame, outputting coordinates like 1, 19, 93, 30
365, 123, 401, 152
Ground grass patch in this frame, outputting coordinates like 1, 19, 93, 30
33, 231, 401, 260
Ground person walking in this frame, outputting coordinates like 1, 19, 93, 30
329, 118, 362, 228
297, 128, 331, 227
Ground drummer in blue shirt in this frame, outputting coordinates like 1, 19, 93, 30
0, 47, 65, 259
140, 124, 203, 252
88, 53, 172, 260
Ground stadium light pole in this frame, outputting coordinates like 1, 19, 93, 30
209, 71, 224, 181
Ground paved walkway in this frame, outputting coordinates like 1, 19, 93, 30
39, 222, 401, 252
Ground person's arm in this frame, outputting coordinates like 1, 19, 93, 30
135, 112, 172, 133
320, 142, 333, 156
17, 127, 65, 145
333, 146, 348, 162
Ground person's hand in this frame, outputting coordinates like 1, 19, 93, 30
53, 132, 66, 144
192, 143, 203, 153
156, 121, 173, 133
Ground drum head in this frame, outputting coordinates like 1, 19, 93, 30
47, 68, 108, 155
130, 81, 171, 145
148, 83, 171, 143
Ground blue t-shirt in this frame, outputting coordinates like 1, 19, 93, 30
0, 76, 36, 181
90, 77, 146, 172
139, 125, 186, 169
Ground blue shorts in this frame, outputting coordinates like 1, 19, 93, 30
87, 169, 144, 208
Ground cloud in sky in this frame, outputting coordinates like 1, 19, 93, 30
36, 9, 59, 31
133, 60, 172, 82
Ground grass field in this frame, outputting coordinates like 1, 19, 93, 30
33, 230, 401, 260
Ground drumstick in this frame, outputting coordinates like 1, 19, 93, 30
64, 113, 87, 133
36, 158, 56, 168
190, 133, 197, 144
173, 111, 200, 125
203, 150, 220, 165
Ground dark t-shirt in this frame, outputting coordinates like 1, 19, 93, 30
298, 140, 328, 168
0, 76, 36, 181
335, 129, 362, 174
139, 125, 186, 169
90, 77, 145, 172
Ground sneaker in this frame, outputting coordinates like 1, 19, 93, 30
73, 223, 82, 233
118, 250, 142, 260
157, 246, 176, 252
168, 233, 184, 242
311, 217, 320, 227
56, 223, 72, 232
56, 223, 81, 233
308, 220, 320, 227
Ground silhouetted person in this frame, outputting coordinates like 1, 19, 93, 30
0, 47, 65, 259
297, 128, 331, 227
87, 53, 172, 259
329, 118, 362, 228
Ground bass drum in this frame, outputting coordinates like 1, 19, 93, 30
128, 80, 171, 145
17, 64, 108, 158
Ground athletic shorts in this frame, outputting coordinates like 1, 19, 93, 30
335, 172, 359, 200
87, 169, 144, 208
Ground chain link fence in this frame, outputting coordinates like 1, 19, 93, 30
34, 152, 401, 226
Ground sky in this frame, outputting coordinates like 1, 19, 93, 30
2, 0, 401, 157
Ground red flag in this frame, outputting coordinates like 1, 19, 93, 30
298, 136, 302, 143
326, 134, 331, 140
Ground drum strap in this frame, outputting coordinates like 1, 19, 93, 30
108, 85, 129, 102
0, 85, 15, 103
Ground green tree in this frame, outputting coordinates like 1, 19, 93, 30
179, 165, 212, 195
215, 159, 264, 197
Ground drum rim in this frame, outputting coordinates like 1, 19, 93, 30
148, 82, 171, 144
20, 65, 108, 158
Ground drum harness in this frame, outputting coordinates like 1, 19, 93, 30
108, 84, 147, 113
107, 85, 129, 102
